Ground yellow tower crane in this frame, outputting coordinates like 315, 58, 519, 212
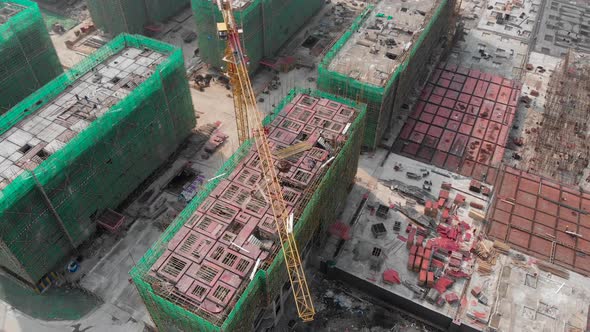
215, 0, 315, 322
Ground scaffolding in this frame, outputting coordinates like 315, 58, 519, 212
524, 50, 590, 184
0, 0, 63, 115
131, 88, 367, 332
0, 34, 196, 286
86, 0, 190, 35
192, 0, 324, 73
317, 0, 457, 149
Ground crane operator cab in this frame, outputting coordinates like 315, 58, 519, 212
217, 22, 228, 40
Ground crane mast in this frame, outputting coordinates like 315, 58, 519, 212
215, 0, 315, 322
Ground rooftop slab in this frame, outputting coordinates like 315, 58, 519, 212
0, 2, 25, 25
332, 152, 492, 330
147, 93, 360, 325
486, 166, 590, 276
326, 0, 439, 86
0, 47, 166, 191
393, 63, 520, 184
460, 247, 590, 331
475, 0, 542, 41
447, 28, 529, 79
533, 0, 590, 56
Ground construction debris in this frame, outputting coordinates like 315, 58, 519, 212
492, 241, 510, 255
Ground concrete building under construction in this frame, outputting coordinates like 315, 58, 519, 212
318, 0, 457, 149
0, 34, 195, 288
131, 89, 366, 331
192, 0, 324, 73
0, 0, 63, 114
87, 0, 190, 35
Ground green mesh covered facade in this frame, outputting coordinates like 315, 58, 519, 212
318, 0, 456, 150
86, 0, 190, 35
131, 88, 366, 332
192, 0, 323, 73
0, 34, 195, 286
0, 0, 63, 115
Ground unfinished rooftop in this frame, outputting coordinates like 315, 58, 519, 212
534, 0, 590, 56
145, 93, 360, 326
0, 47, 166, 191
0, 2, 23, 25
326, 0, 438, 86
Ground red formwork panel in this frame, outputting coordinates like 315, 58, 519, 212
421, 84, 434, 99
485, 83, 500, 101
419, 112, 435, 124
422, 135, 439, 148
432, 150, 447, 168
480, 100, 495, 118
470, 96, 484, 107
458, 93, 471, 104
453, 73, 467, 84
460, 159, 475, 177
433, 86, 447, 96
427, 126, 443, 138
444, 154, 461, 172
402, 142, 421, 155
446, 120, 460, 132
487, 166, 590, 275
417, 146, 436, 161
458, 123, 472, 135
511, 215, 533, 232
437, 106, 452, 118
400, 122, 414, 140
473, 80, 489, 98
450, 133, 468, 156
437, 130, 456, 152
147, 93, 361, 314
450, 110, 464, 123
409, 131, 425, 144
441, 97, 456, 109
440, 70, 454, 80
394, 65, 520, 184
433, 116, 447, 128
429, 94, 443, 105
497, 86, 513, 105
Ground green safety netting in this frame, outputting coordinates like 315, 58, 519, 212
192, 0, 323, 73
0, 34, 195, 285
131, 88, 367, 332
0, 0, 63, 114
317, 0, 452, 149
86, 0, 190, 35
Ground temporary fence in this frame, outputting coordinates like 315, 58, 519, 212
0, 34, 196, 285
192, 0, 323, 73
131, 88, 366, 332
0, 0, 63, 114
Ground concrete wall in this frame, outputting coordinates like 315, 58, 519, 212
327, 266, 480, 332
